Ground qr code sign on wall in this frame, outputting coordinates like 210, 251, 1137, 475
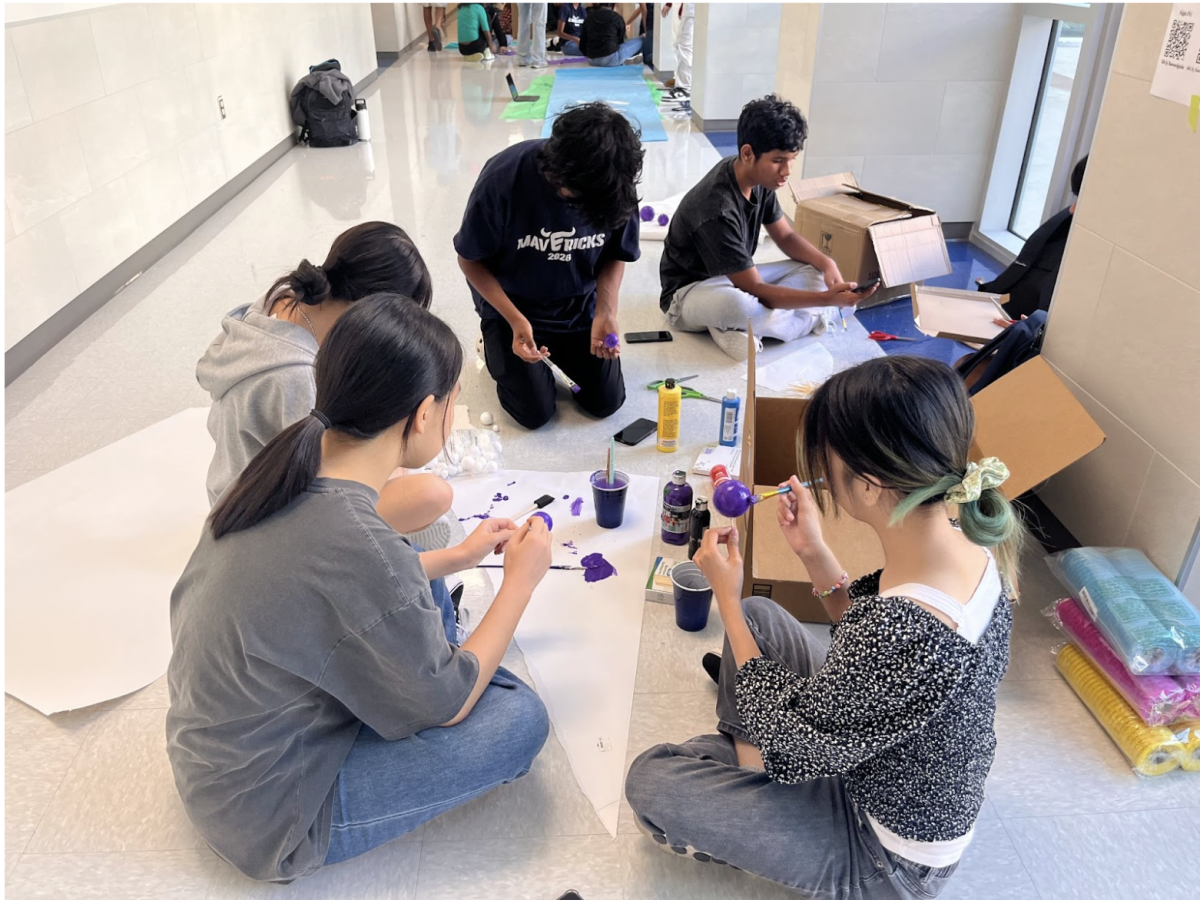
1165, 18, 1194, 59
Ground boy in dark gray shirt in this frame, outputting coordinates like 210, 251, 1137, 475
659, 95, 873, 360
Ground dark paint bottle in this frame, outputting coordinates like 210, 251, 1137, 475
688, 497, 711, 559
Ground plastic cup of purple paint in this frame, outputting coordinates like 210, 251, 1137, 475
670, 561, 713, 632
590, 469, 628, 529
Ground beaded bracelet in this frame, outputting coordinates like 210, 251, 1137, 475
813, 571, 850, 599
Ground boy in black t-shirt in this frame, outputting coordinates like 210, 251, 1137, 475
659, 95, 875, 360
455, 104, 644, 429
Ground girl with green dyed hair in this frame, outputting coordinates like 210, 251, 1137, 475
625, 355, 1026, 898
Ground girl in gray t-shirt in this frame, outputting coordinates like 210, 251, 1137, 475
168, 296, 554, 882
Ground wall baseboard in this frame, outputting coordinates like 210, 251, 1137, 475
689, 113, 738, 133
5, 67, 386, 386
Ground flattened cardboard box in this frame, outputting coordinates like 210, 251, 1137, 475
912, 284, 1010, 345
738, 328, 1105, 623
789, 172, 952, 306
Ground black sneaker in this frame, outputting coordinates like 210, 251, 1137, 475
432, 26, 444, 51
702, 652, 721, 685
450, 581, 465, 623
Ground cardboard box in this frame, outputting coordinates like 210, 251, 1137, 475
789, 173, 952, 306
912, 285, 1009, 344
738, 328, 1105, 623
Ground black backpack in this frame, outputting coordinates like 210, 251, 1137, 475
955, 310, 1048, 395
291, 60, 357, 147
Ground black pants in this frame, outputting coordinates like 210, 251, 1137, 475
480, 318, 626, 430
458, 35, 490, 55
486, 7, 508, 47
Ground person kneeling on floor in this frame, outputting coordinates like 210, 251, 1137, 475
455, 102, 644, 429
169, 298, 554, 882
659, 94, 874, 360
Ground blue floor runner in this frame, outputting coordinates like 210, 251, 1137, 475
541, 67, 666, 142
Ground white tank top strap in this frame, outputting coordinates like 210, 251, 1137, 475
880, 550, 1001, 644
882, 584, 967, 624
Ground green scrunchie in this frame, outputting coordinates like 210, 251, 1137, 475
945, 458, 1009, 504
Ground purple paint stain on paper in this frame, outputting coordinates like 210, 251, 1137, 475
563, 494, 570, 499
581, 552, 618, 582
562, 540, 579, 555
570, 497, 585, 516
507, 481, 517, 486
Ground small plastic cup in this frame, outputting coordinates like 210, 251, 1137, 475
670, 561, 713, 632
590, 469, 629, 529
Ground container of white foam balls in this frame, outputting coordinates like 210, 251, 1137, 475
428, 425, 504, 479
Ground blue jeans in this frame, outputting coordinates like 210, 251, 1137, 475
411, 542, 456, 645
625, 597, 959, 899
589, 36, 643, 66
562, 38, 581, 55
324, 667, 549, 866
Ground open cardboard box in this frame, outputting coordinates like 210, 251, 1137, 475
789, 173, 952, 307
739, 328, 1106, 623
912, 284, 1010, 344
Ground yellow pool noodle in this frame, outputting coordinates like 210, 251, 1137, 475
1056, 644, 1184, 777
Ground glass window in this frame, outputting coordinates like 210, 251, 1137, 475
1009, 20, 1084, 240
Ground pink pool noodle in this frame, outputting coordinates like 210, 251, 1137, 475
1057, 597, 1187, 725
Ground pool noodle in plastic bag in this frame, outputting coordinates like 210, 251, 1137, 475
1177, 721, 1200, 772
1049, 598, 1188, 725
1055, 644, 1184, 776
1106, 549, 1200, 672
1046, 547, 1200, 674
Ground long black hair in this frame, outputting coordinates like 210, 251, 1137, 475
210, 295, 463, 539
799, 355, 1027, 584
268, 221, 433, 312
539, 102, 644, 231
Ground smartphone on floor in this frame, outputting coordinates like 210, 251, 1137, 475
625, 331, 673, 344
614, 418, 657, 446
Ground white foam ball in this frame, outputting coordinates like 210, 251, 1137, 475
480, 411, 494, 426
485, 461, 499, 473
491, 424, 500, 432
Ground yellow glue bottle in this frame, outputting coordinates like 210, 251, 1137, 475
657, 378, 682, 452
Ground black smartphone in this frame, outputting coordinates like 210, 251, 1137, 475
614, 418, 657, 446
555, 893, 584, 900
852, 278, 881, 294
625, 331, 673, 344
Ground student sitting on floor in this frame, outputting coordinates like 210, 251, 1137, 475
579, 3, 643, 66
198, 222, 454, 550
455, 102, 643, 429
169, 298, 553, 883
659, 94, 874, 360
626, 355, 1024, 898
551, 1, 586, 54
457, 2, 498, 60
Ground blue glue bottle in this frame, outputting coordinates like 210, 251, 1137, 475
719, 389, 740, 447
661, 470, 693, 545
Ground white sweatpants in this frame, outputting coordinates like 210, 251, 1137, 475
675, 4, 694, 90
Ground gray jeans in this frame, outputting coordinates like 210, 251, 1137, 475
625, 597, 958, 900
665, 259, 829, 350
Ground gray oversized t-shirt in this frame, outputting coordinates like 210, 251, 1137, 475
166, 478, 479, 882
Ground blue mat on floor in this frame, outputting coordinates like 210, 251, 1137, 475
541, 67, 666, 141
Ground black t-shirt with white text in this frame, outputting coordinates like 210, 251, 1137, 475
658, 157, 784, 310
454, 140, 641, 332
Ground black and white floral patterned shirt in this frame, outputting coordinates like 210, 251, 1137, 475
735, 571, 1011, 842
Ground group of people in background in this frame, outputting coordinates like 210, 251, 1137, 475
164, 80, 1028, 899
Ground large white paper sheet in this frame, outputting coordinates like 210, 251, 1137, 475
450, 470, 657, 836
742, 341, 834, 394
1151, 5, 1200, 107
5, 408, 213, 714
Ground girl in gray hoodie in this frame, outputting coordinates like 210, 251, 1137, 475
197, 222, 455, 545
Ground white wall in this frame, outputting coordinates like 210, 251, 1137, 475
803, 3, 1021, 223
692, 3, 782, 125
1040, 3, 1200, 583
4, 3, 377, 352
372, 3, 400, 52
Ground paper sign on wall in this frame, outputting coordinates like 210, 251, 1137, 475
1150, 5, 1200, 112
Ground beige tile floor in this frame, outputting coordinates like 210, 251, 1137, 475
6, 47, 1199, 900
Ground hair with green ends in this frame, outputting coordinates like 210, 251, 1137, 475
798, 355, 1029, 589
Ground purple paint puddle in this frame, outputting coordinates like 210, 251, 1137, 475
458, 513, 491, 521
581, 552, 618, 583
570, 497, 584, 516
562, 494, 570, 500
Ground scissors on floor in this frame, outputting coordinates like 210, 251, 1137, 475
646, 377, 721, 402
867, 331, 919, 343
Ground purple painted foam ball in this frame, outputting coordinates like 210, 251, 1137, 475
711, 477, 754, 518
604, 332, 620, 350
640, 205, 655, 222
530, 510, 553, 531
657, 213, 669, 227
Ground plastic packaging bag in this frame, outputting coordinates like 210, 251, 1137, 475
1047, 598, 1188, 725
1176, 721, 1200, 772
1054, 644, 1185, 777
1045, 547, 1200, 675
426, 428, 504, 479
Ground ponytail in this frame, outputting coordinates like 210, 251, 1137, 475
209, 415, 326, 539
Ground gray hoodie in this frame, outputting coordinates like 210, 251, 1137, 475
197, 295, 318, 505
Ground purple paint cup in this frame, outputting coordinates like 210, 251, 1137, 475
590, 469, 629, 529
670, 561, 713, 632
